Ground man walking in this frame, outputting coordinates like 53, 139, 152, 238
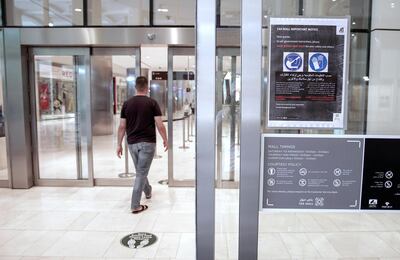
117, 76, 168, 214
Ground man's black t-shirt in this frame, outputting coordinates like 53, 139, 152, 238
120, 96, 162, 144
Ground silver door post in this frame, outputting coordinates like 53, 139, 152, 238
239, 0, 262, 259
196, 0, 216, 258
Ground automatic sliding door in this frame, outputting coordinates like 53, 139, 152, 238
91, 48, 140, 183
168, 47, 196, 186
31, 48, 92, 185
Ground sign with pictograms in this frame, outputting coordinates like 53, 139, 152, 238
267, 17, 349, 129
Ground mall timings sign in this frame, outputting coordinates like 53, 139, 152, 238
267, 17, 349, 129
261, 135, 363, 210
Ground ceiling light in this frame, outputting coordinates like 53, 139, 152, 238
363, 76, 369, 81
157, 8, 169, 12
352, 21, 356, 25
146, 56, 150, 59
391, 2, 395, 8
48, 22, 54, 27
74, 8, 82, 12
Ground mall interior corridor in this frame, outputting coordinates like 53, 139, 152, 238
1, 0, 400, 259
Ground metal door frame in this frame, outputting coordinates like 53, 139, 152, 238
0, 29, 12, 188
90, 47, 141, 186
167, 47, 196, 187
29, 47, 93, 186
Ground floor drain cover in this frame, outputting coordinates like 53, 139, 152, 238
121, 232, 157, 249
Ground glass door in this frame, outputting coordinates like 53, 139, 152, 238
168, 47, 196, 186
216, 48, 241, 188
91, 48, 140, 185
30, 48, 92, 186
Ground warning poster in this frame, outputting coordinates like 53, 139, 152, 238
267, 18, 349, 129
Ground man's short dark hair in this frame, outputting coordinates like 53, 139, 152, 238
135, 76, 148, 92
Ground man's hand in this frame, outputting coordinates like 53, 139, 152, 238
117, 144, 123, 158
163, 140, 169, 151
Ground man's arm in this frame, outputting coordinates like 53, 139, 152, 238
116, 118, 127, 158
155, 116, 168, 151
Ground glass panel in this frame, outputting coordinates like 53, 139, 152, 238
216, 53, 241, 184
347, 32, 369, 134
140, 46, 169, 184
172, 54, 195, 181
219, 0, 240, 26
153, 0, 195, 26
0, 35, 7, 181
303, 0, 371, 30
8, 0, 83, 26
255, 1, 400, 259
92, 54, 137, 178
88, 0, 149, 26
263, 0, 299, 26
34, 55, 80, 179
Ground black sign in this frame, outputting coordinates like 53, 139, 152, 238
152, 71, 168, 80
267, 18, 348, 129
152, 71, 195, 80
361, 138, 400, 210
120, 232, 157, 249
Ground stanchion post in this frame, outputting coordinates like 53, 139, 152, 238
154, 134, 162, 159
118, 138, 135, 178
187, 114, 193, 142
190, 113, 195, 137
179, 115, 189, 149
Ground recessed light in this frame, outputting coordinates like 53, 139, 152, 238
157, 8, 169, 12
352, 21, 356, 25
146, 56, 150, 59
48, 22, 54, 27
74, 8, 82, 12
391, 2, 395, 8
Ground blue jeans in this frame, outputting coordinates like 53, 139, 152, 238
128, 142, 156, 210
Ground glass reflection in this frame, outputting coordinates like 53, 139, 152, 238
34, 55, 79, 179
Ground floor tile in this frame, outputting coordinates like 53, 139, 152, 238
84, 212, 141, 231
258, 233, 291, 259
280, 233, 321, 258
325, 232, 400, 258
42, 231, 117, 257
0, 231, 46, 256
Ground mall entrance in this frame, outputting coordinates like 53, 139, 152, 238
27, 43, 240, 188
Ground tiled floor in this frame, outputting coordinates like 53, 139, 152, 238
0, 186, 399, 260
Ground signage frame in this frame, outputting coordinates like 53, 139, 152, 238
259, 134, 400, 213
266, 16, 351, 129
